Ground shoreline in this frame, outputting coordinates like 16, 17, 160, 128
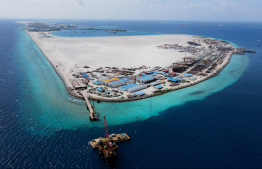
26, 30, 234, 102
26, 31, 83, 100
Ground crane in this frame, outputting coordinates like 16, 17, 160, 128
177, 38, 180, 46
183, 57, 195, 63
172, 63, 186, 72
104, 116, 109, 138
103, 116, 110, 149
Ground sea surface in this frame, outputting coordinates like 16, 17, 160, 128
0, 19, 262, 168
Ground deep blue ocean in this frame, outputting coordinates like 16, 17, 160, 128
1, 19, 262, 168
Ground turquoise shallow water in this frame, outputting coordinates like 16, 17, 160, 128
16, 27, 248, 135
17, 30, 88, 135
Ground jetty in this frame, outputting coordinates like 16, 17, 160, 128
245, 50, 257, 53
81, 91, 99, 121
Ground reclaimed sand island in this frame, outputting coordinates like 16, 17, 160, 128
26, 30, 237, 103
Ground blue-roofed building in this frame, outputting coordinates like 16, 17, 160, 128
135, 91, 146, 96
182, 74, 193, 77
167, 78, 179, 82
96, 88, 104, 91
93, 81, 101, 85
118, 83, 138, 91
154, 71, 165, 75
81, 73, 89, 78
167, 78, 184, 83
137, 75, 155, 83
97, 77, 110, 82
109, 79, 127, 88
128, 84, 148, 93
154, 85, 163, 89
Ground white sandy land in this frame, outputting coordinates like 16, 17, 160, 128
27, 32, 205, 86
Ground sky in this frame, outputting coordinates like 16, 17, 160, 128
0, 0, 261, 21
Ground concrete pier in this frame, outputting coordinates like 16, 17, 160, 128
81, 91, 99, 121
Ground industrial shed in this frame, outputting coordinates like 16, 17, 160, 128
97, 77, 110, 82
137, 75, 156, 83
128, 84, 148, 93
118, 83, 138, 91
109, 79, 127, 88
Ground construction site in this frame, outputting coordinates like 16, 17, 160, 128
68, 36, 237, 103
84, 37, 238, 162
159, 37, 235, 75
62, 36, 241, 123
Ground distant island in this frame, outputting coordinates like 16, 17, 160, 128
24, 22, 126, 32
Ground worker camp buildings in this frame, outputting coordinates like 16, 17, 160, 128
137, 75, 156, 83
70, 66, 196, 99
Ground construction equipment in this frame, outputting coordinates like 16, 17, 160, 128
197, 59, 216, 69
89, 117, 131, 163
172, 63, 186, 72
97, 116, 118, 162
103, 116, 110, 148
183, 57, 195, 63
